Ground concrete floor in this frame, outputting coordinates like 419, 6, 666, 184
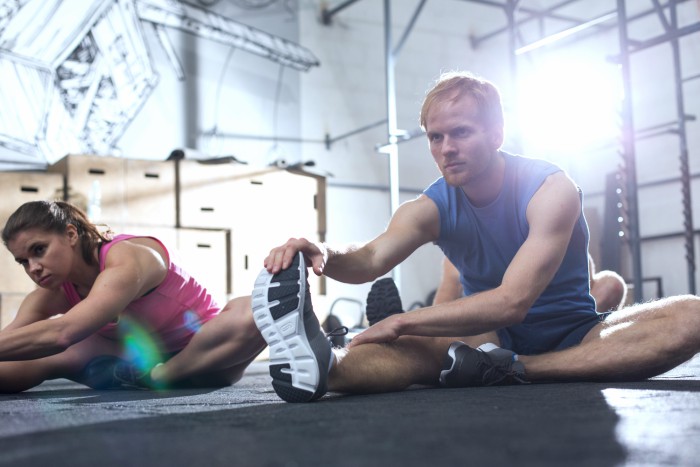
1, 355, 699, 467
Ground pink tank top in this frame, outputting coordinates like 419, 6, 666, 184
62, 234, 220, 353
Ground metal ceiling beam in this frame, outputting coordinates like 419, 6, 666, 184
628, 20, 700, 52
393, 0, 428, 56
135, 0, 320, 71
514, 11, 616, 55
468, 0, 594, 48
321, 0, 364, 25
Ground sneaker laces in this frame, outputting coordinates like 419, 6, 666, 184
325, 326, 349, 338
113, 362, 152, 389
478, 351, 527, 386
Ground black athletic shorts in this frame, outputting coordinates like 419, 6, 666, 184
496, 309, 610, 355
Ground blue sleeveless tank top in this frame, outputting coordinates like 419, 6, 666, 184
423, 151, 596, 317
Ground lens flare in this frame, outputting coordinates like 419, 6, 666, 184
183, 310, 203, 333
117, 316, 165, 373
514, 56, 622, 157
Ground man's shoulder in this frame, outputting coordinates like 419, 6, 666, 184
424, 176, 447, 191
504, 151, 561, 173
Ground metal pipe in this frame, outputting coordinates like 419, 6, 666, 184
200, 131, 327, 144
650, 0, 672, 32
472, 0, 694, 50
617, 0, 644, 301
384, 0, 402, 288
514, 12, 617, 55
669, 0, 696, 293
321, 0, 363, 25
393, 0, 428, 56
470, 0, 601, 47
629, 20, 700, 52
326, 119, 388, 148
505, 0, 521, 150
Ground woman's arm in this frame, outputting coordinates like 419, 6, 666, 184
0, 239, 167, 361
1, 287, 71, 332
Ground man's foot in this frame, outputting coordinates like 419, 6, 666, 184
252, 252, 332, 403
439, 342, 529, 387
365, 277, 404, 326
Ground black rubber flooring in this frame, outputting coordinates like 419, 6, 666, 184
1, 355, 699, 467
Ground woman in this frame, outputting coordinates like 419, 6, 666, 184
0, 200, 266, 393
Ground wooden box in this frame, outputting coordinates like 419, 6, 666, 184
124, 159, 176, 227
175, 228, 231, 306
49, 154, 127, 224
0, 171, 64, 224
176, 160, 256, 228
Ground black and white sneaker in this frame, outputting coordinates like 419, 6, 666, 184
439, 342, 529, 387
252, 252, 332, 402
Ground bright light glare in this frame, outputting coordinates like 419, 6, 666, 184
514, 58, 622, 156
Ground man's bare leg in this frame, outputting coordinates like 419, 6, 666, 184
520, 295, 700, 381
328, 333, 500, 394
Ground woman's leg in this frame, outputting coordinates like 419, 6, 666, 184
0, 333, 122, 393
150, 296, 267, 388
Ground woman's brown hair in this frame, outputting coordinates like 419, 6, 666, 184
2, 201, 112, 266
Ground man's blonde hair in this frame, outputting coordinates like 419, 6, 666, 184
420, 71, 504, 132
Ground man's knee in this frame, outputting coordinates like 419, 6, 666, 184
665, 295, 700, 345
591, 271, 627, 311
626, 295, 700, 349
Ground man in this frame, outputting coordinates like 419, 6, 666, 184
251, 71, 700, 403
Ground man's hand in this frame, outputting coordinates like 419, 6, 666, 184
347, 314, 402, 348
263, 237, 328, 276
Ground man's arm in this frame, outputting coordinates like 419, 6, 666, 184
263, 195, 440, 284
349, 171, 583, 346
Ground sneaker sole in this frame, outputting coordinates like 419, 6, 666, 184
366, 278, 403, 326
252, 253, 323, 403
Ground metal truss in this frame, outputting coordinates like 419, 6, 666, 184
321, 0, 700, 299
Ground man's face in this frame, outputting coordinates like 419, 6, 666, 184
425, 94, 503, 187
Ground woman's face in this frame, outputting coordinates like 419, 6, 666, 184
6, 226, 78, 289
